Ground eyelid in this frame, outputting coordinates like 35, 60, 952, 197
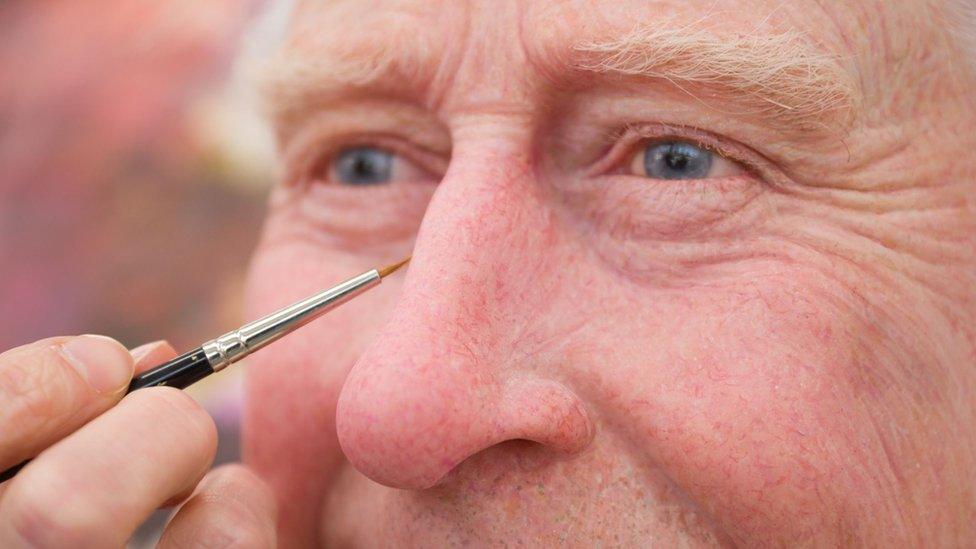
587, 123, 773, 182
282, 132, 448, 189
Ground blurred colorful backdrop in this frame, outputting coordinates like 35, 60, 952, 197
0, 0, 283, 542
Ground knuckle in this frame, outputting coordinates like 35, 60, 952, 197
162, 467, 276, 549
228, 525, 276, 549
194, 521, 275, 549
0, 361, 54, 419
132, 387, 217, 452
206, 465, 276, 518
6, 480, 106, 547
208, 464, 264, 494
163, 504, 276, 549
0, 348, 83, 442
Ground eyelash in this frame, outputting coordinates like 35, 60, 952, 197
285, 133, 445, 189
590, 123, 768, 181
285, 124, 777, 191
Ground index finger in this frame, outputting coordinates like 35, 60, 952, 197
0, 335, 134, 473
129, 340, 179, 375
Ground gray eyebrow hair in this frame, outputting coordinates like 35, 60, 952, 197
572, 25, 859, 132
250, 36, 438, 130
253, 16, 859, 137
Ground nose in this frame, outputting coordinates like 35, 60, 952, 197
335, 147, 594, 489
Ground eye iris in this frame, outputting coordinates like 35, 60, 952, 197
335, 147, 393, 185
644, 142, 713, 180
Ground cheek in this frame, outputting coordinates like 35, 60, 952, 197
241, 236, 407, 415
241, 239, 402, 532
593, 266, 917, 542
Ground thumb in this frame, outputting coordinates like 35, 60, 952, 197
157, 464, 278, 548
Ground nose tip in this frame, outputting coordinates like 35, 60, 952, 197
336, 340, 594, 489
335, 144, 593, 489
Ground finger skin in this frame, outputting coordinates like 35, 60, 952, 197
130, 341, 179, 375
159, 465, 278, 549
0, 387, 217, 548
0, 337, 133, 470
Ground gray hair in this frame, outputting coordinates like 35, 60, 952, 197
241, 0, 976, 107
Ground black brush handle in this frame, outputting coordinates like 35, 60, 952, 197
127, 347, 214, 392
0, 347, 215, 483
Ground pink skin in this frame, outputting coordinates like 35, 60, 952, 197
243, 0, 976, 546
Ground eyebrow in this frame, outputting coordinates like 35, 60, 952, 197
570, 25, 859, 133
257, 22, 860, 136
254, 34, 439, 129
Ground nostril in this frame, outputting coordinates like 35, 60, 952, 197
335, 362, 492, 490
336, 342, 593, 490
433, 438, 586, 494
498, 376, 595, 454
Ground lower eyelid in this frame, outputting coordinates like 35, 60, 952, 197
567, 174, 765, 240
281, 180, 435, 248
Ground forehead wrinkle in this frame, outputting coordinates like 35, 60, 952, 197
253, 3, 447, 126
814, 0, 967, 105
570, 22, 860, 133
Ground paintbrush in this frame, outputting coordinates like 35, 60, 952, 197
0, 257, 410, 482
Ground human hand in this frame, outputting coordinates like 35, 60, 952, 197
0, 336, 276, 547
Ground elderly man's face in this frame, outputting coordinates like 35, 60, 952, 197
242, 0, 976, 545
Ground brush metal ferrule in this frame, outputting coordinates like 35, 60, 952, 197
202, 269, 381, 372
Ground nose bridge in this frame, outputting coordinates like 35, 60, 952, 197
396, 139, 556, 350
335, 144, 593, 490
423, 134, 544, 258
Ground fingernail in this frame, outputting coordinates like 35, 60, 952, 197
129, 340, 166, 363
60, 335, 134, 393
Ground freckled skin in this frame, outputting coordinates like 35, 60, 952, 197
243, 0, 976, 546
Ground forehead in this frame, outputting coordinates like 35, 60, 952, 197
266, 0, 950, 138
277, 0, 936, 110
286, 0, 889, 58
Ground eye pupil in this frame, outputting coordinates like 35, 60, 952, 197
352, 157, 371, 176
334, 147, 393, 185
644, 141, 713, 180
665, 150, 689, 170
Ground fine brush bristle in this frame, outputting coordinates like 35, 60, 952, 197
378, 256, 411, 278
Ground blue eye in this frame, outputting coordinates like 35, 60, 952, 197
333, 147, 393, 185
643, 141, 714, 180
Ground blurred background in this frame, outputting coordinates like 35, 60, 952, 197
0, 0, 283, 543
